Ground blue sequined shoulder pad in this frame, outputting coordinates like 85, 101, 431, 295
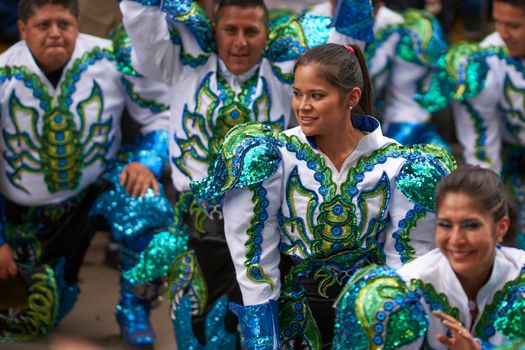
191, 122, 282, 202
396, 144, 456, 212
332, 264, 428, 350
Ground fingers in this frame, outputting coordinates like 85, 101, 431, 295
432, 310, 459, 324
0, 245, 18, 280
120, 163, 158, 198
119, 169, 128, 187
436, 334, 454, 348
125, 172, 138, 196
7, 261, 18, 278
442, 319, 463, 333
433, 311, 480, 350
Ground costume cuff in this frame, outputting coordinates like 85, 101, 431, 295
129, 130, 169, 178
230, 300, 281, 350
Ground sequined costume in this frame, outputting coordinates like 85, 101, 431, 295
0, 31, 171, 342
120, 0, 374, 348
417, 32, 525, 248
333, 247, 525, 349
191, 118, 455, 349
367, 6, 450, 149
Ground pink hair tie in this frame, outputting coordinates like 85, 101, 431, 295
344, 45, 355, 54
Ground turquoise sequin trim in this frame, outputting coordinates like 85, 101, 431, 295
475, 270, 525, 342
396, 9, 447, 66
89, 165, 174, 242
416, 43, 524, 113
111, 23, 142, 77
162, 0, 215, 53
172, 295, 237, 350
245, 184, 275, 288
128, 130, 169, 178
266, 14, 330, 63
396, 150, 450, 212
332, 0, 374, 43
122, 229, 188, 285
120, 77, 169, 113
230, 300, 281, 350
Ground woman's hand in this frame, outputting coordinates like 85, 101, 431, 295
433, 310, 481, 350
0, 244, 18, 280
119, 162, 159, 198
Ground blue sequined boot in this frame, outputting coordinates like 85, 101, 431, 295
116, 290, 155, 349
117, 236, 162, 350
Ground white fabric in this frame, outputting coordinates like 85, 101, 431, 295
0, 34, 169, 205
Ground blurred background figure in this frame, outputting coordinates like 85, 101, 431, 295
0, 0, 19, 51
368, 0, 451, 149
78, 0, 121, 38
417, 0, 525, 248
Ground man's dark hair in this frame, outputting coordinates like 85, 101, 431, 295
215, 0, 269, 26
493, 0, 525, 7
19, 0, 79, 22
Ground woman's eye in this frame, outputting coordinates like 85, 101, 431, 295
436, 221, 452, 229
312, 93, 323, 100
462, 221, 482, 230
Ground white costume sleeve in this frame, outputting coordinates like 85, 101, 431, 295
453, 67, 503, 172
121, 0, 209, 84
223, 170, 284, 306
121, 74, 171, 135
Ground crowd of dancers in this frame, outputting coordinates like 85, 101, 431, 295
0, 0, 524, 349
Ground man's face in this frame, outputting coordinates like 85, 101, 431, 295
215, 5, 268, 75
493, 1, 525, 58
18, 4, 79, 75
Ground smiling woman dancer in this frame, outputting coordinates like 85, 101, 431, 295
191, 43, 455, 349
333, 164, 525, 349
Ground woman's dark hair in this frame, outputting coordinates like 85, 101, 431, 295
435, 164, 517, 246
294, 43, 372, 115
19, 0, 79, 22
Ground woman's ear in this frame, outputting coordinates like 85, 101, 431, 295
346, 87, 361, 110
496, 216, 510, 242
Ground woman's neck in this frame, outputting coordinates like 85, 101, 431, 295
457, 266, 493, 302
314, 122, 364, 171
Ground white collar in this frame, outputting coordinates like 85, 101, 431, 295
217, 58, 260, 93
